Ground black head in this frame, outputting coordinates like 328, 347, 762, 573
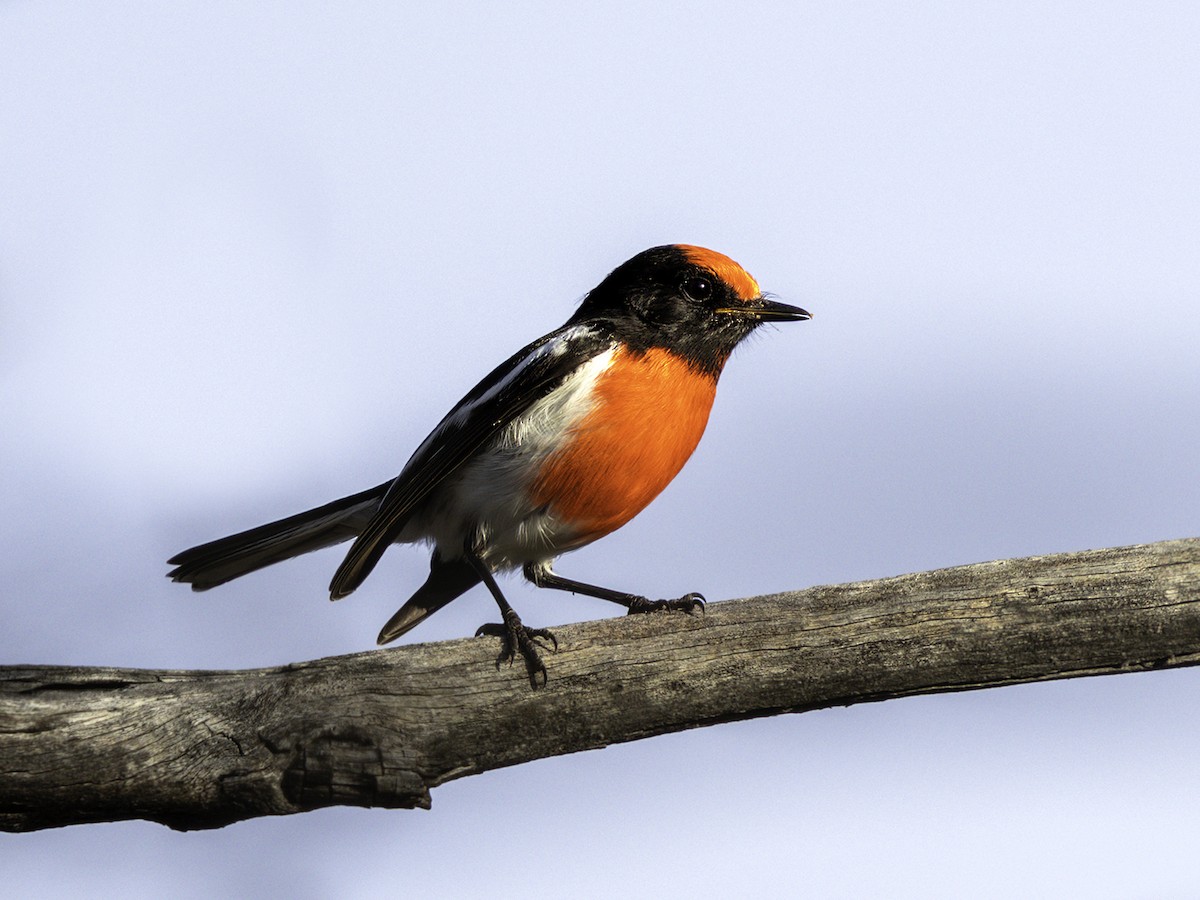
566, 244, 810, 376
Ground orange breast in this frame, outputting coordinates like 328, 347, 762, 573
531, 346, 718, 544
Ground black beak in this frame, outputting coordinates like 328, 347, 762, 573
754, 297, 811, 322
717, 298, 812, 322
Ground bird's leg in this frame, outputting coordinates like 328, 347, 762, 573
467, 550, 557, 688
523, 562, 705, 615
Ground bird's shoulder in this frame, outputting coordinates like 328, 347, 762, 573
377, 320, 618, 514
452, 320, 616, 417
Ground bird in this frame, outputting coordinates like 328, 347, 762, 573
168, 244, 810, 687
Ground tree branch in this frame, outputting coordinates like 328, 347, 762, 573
3, 538, 1198, 833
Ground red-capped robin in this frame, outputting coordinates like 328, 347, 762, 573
168, 245, 810, 686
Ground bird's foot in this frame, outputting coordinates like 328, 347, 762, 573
626, 592, 706, 615
475, 609, 558, 689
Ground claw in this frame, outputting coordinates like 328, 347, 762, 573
626, 592, 706, 616
526, 627, 559, 652
475, 609, 557, 688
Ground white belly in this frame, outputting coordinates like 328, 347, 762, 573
401, 345, 617, 569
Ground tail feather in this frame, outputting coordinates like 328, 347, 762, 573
167, 482, 390, 591
376, 552, 482, 644
328, 526, 396, 600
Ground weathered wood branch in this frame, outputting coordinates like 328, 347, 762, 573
2, 538, 1198, 833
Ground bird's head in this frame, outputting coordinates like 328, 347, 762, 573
568, 244, 810, 375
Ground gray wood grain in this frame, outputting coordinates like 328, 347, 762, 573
3, 538, 1198, 832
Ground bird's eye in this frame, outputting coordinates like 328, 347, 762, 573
682, 276, 712, 301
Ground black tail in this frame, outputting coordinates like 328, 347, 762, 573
167, 482, 390, 591
375, 552, 482, 644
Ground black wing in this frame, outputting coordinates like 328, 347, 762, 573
328, 321, 613, 598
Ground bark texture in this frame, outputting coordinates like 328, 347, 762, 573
2, 538, 1198, 833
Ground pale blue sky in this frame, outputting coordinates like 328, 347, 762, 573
3, 2, 1199, 897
